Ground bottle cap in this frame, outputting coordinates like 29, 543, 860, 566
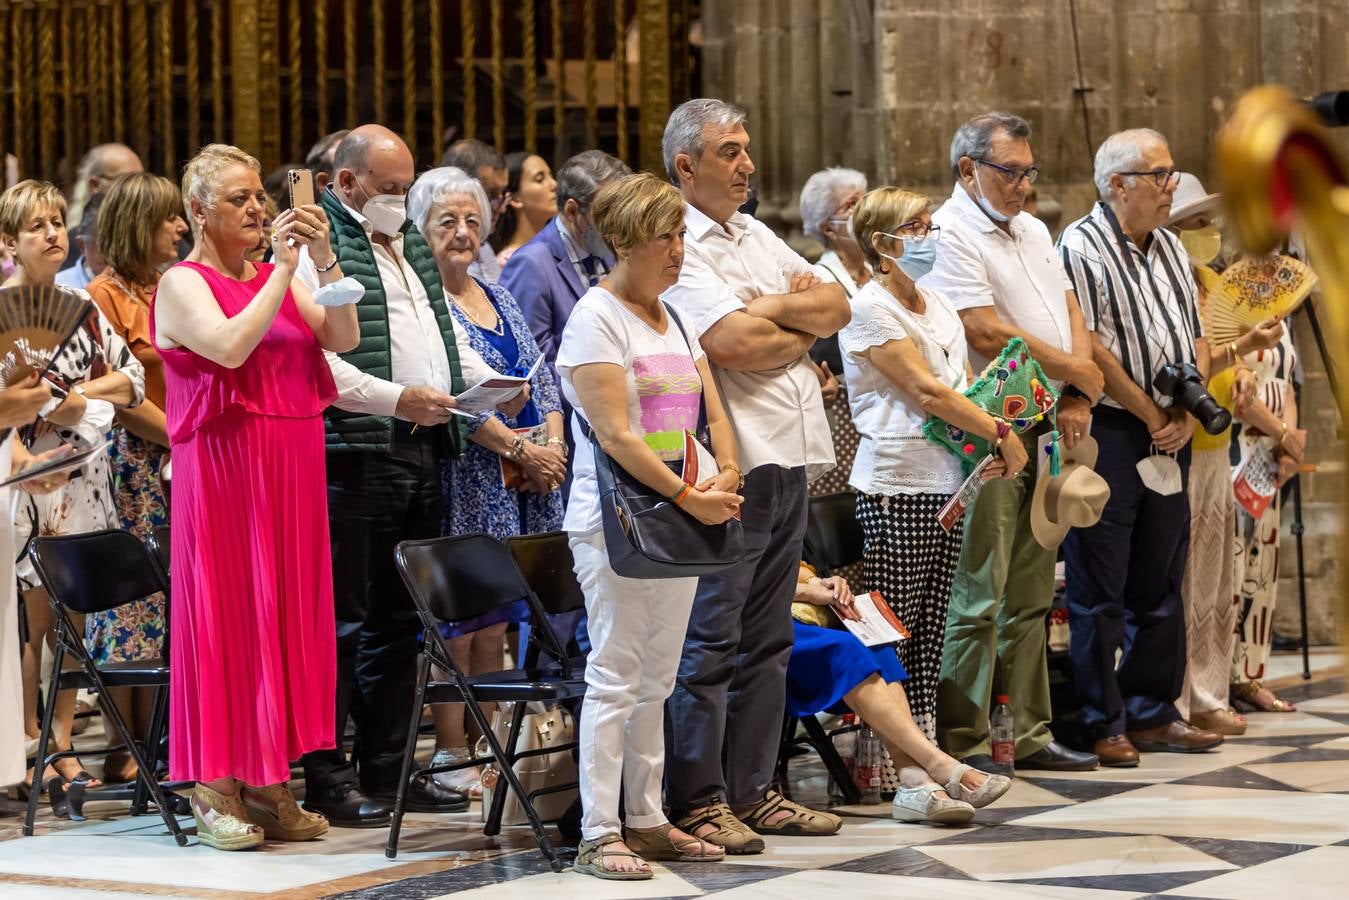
995, 694, 1010, 704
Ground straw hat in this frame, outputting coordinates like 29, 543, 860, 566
1030, 435, 1110, 550
1167, 172, 1222, 224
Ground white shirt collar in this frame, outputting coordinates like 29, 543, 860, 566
554, 214, 583, 263
684, 202, 749, 242
944, 181, 1031, 238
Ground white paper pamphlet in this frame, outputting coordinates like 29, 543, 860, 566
840, 590, 912, 647
448, 355, 542, 417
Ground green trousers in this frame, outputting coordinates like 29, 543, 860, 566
936, 431, 1057, 760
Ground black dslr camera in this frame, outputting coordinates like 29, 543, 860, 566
1153, 363, 1232, 435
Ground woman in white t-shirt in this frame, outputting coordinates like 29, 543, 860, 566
556, 173, 742, 881
839, 188, 1027, 802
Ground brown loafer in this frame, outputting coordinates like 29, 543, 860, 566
1126, 720, 1223, 753
1092, 734, 1140, 768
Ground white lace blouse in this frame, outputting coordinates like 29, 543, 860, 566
838, 280, 969, 496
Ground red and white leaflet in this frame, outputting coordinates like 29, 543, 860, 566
841, 591, 912, 647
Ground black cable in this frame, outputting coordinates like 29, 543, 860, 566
1067, 0, 1094, 164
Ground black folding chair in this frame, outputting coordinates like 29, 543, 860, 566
387, 533, 586, 869
779, 492, 865, 803
802, 491, 866, 576
25, 530, 186, 845
505, 531, 586, 669
146, 526, 171, 578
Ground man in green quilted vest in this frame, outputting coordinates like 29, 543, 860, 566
293, 124, 529, 827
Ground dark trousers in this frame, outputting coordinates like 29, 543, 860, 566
303, 425, 447, 790
665, 465, 808, 813
1063, 405, 1191, 739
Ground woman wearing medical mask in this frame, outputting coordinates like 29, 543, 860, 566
837, 187, 1027, 746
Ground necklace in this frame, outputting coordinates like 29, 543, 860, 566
447, 281, 505, 336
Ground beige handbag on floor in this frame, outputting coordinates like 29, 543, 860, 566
479, 701, 578, 825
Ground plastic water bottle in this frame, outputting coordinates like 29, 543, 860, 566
852, 724, 883, 802
990, 695, 1015, 776
828, 713, 858, 800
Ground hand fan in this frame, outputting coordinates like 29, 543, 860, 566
1200, 253, 1317, 346
0, 285, 93, 387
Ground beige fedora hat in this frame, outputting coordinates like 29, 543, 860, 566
1031, 435, 1111, 550
1167, 172, 1222, 225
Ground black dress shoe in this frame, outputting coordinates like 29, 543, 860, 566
302, 781, 392, 828
960, 754, 1000, 775
368, 772, 471, 813
1016, 740, 1099, 772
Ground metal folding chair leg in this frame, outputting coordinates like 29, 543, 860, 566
131, 685, 169, 817
482, 699, 526, 836
23, 647, 64, 836
801, 716, 862, 804
385, 653, 432, 860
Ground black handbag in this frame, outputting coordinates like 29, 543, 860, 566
578, 303, 745, 579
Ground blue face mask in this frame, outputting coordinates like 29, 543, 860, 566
971, 165, 1010, 223
876, 232, 938, 281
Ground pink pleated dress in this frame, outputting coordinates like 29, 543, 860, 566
154, 261, 338, 785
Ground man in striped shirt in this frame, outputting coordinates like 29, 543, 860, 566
1057, 128, 1223, 766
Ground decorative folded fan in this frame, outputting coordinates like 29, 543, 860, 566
0, 285, 93, 387
1196, 253, 1318, 346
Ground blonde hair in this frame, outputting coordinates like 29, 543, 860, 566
97, 173, 182, 284
180, 143, 261, 231
590, 172, 685, 255
852, 187, 932, 273
0, 179, 67, 241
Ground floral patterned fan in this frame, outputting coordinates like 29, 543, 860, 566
1198, 253, 1318, 346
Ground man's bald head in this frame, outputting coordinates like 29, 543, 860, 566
333, 125, 416, 228
70, 143, 144, 223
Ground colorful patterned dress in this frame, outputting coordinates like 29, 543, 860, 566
85, 272, 169, 665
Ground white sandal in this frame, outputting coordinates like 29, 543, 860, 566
943, 763, 1012, 809
891, 782, 974, 825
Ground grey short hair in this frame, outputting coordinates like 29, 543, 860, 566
1093, 128, 1169, 200
555, 149, 631, 213
949, 112, 1032, 177
662, 98, 748, 183
799, 167, 867, 240
406, 166, 492, 236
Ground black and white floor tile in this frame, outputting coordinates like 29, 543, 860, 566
4, 657, 1348, 899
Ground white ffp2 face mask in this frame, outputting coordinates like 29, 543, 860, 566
1136, 451, 1183, 496
353, 177, 408, 236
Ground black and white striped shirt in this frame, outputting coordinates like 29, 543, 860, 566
1057, 202, 1203, 409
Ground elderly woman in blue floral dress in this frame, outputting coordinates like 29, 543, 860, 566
408, 167, 566, 796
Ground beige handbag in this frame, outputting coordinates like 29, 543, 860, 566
479, 701, 578, 825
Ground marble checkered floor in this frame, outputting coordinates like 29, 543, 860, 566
4, 652, 1349, 899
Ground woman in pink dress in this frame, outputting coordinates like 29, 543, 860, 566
153, 144, 359, 851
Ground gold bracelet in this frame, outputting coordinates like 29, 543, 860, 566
545, 436, 565, 448
720, 461, 745, 489
1279, 421, 1289, 444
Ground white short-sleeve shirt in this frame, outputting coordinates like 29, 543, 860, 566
556, 287, 706, 534
839, 281, 969, 495
660, 203, 836, 481
922, 184, 1075, 385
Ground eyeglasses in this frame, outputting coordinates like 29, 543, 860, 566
976, 159, 1040, 185
1119, 168, 1180, 188
894, 220, 942, 240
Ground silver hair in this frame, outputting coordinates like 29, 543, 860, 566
662, 98, 748, 184
1093, 128, 1169, 200
406, 166, 492, 237
949, 112, 1032, 177
555, 149, 632, 213
798, 168, 867, 240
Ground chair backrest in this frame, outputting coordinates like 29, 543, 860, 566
146, 525, 171, 577
30, 530, 168, 616
803, 492, 865, 575
396, 533, 539, 626
505, 531, 585, 616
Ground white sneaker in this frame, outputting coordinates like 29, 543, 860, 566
891, 783, 974, 825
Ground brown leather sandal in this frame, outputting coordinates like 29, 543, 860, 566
737, 789, 842, 836
1232, 681, 1297, 713
573, 833, 653, 880
625, 822, 726, 861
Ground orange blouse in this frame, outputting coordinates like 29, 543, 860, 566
86, 271, 166, 410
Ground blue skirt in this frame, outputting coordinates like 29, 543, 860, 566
785, 621, 908, 717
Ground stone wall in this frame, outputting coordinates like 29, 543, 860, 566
700, 0, 1349, 645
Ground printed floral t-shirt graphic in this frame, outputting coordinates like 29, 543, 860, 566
633, 352, 701, 461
